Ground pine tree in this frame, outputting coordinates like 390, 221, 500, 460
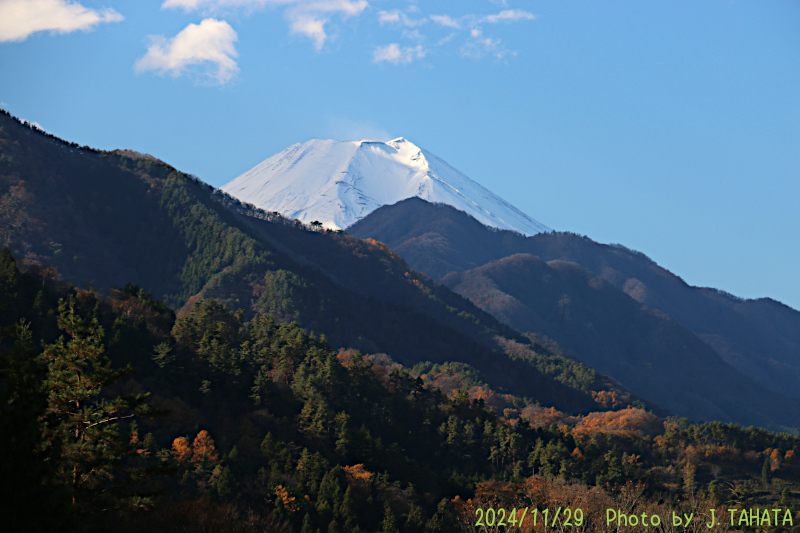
338, 484, 356, 525
381, 503, 400, 533
405, 505, 426, 533
300, 513, 315, 533
39, 297, 157, 511
334, 411, 350, 457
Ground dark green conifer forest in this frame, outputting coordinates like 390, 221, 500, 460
1, 110, 799, 532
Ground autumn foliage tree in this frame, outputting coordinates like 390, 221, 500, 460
191, 429, 220, 466
171, 436, 192, 464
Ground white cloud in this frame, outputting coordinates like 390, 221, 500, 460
377, 9, 400, 24
373, 43, 425, 64
377, 6, 535, 63
483, 9, 535, 24
287, 1, 367, 50
162, 0, 366, 50
377, 9, 425, 28
157, 1, 534, 62
162, 0, 277, 11
429, 14, 459, 29
0, 0, 123, 42
135, 19, 239, 85
461, 26, 514, 60
288, 11, 328, 49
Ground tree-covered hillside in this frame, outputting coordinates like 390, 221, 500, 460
1, 249, 799, 532
349, 198, 800, 431
0, 108, 629, 414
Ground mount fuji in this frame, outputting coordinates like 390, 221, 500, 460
220, 137, 550, 236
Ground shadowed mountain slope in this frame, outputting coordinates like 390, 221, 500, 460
440, 253, 800, 429
0, 109, 631, 415
348, 198, 800, 401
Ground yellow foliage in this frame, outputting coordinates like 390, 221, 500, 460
343, 463, 372, 484
275, 485, 299, 513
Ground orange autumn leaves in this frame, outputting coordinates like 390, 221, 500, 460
572, 408, 662, 440
171, 430, 220, 465
520, 406, 661, 441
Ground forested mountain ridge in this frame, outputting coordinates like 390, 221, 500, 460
441, 253, 800, 429
3, 110, 800, 532
2, 242, 800, 532
348, 198, 800, 431
0, 108, 631, 415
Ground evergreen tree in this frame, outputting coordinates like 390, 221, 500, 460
39, 297, 157, 512
405, 505, 426, 533
300, 513, 315, 533
381, 503, 400, 533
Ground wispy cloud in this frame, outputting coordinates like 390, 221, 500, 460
429, 14, 459, 29
377, 9, 425, 28
373, 43, 425, 65
483, 9, 535, 24
157, 1, 534, 65
161, 0, 367, 50
288, 0, 367, 50
0, 0, 122, 43
375, 5, 535, 64
461, 28, 512, 60
135, 18, 239, 85
161, 0, 276, 11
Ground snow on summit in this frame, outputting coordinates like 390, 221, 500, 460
220, 137, 550, 236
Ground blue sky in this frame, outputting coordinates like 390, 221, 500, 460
1, 0, 799, 310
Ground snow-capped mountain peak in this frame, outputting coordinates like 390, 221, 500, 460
220, 137, 550, 236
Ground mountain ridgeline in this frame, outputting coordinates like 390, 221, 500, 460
348, 199, 800, 431
0, 109, 627, 415
4, 110, 800, 532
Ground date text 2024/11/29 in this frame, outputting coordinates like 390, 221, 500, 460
474, 507, 583, 529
